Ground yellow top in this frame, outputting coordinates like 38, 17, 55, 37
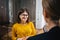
12, 22, 36, 40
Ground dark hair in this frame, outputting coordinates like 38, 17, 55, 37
17, 8, 30, 23
42, 0, 60, 26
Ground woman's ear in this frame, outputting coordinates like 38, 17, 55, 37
43, 9, 50, 23
43, 9, 47, 19
43, 9, 49, 18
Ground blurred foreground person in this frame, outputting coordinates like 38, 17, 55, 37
27, 0, 60, 40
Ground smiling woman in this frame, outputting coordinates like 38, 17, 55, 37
17, 8, 29, 23
11, 8, 36, 40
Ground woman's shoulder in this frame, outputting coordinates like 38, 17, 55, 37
12, 23, 18, 27
28, 22, 34, 24
29, 22, 33, 24
13, 23, 18, 25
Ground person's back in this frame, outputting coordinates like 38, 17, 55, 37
27, 0, 60, 40
27, 26, 60, 40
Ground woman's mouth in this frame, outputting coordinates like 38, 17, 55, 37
22, 17, 26, 19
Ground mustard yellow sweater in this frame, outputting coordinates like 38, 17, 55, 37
12, 22, 36, 40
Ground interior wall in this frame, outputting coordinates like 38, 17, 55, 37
0, 0, 9, 25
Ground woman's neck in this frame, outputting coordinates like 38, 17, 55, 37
45, 21, 56, 32
21, 21, 27, 24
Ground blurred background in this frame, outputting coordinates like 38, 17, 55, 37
0, 0, 46, 40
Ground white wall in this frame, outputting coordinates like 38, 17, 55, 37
36, 0, 46, 29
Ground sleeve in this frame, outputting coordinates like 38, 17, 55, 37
30, 22, 36, 36
27, 37, 35, 40
27, 34, 40, 40
27, 33, 48, 40
12, 25, 17, 40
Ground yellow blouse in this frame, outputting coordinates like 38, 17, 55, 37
12, 22, 36, 40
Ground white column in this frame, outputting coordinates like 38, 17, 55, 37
36, 0, 46, 29
9, 0, 13, 23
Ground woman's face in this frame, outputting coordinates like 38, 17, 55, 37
19, 11, 28, 22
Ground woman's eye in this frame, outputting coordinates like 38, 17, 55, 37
22, 14, 28, 16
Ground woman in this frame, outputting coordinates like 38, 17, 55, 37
27, 0, 60, 40
12, 8, 36, 40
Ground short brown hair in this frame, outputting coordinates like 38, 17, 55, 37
42, 0, 60, 25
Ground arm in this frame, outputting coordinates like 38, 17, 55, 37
30, 22, 36, 36
12, 25, 17, 40
27, 34, 40, 40
27, 32, 48, 40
